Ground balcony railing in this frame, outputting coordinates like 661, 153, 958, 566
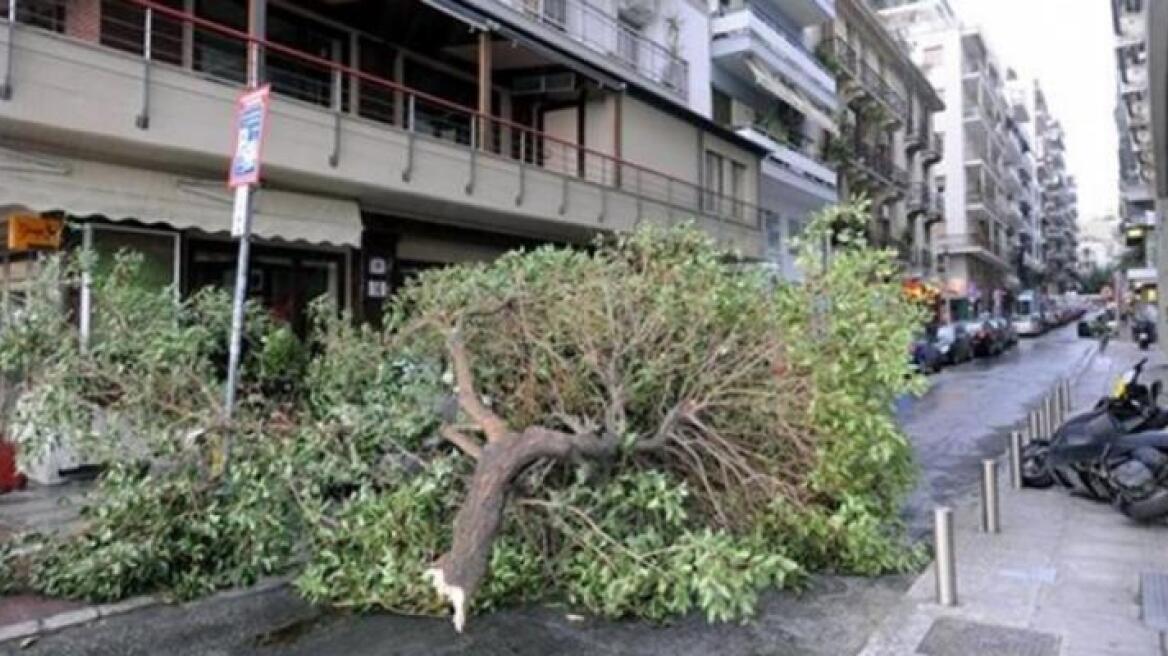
499, 0, 688, 100
825, 37, 906, 121
853, 141, 908, 188
3, 0, 764, 232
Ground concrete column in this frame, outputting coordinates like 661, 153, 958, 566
181, 0, 194, 69
477, 30, 491, 151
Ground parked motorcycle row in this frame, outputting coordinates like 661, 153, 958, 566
1023, 359, 1168, 523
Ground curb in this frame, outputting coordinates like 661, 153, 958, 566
0, 576, 292, 646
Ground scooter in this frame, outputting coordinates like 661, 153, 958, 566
1022, 359, 1168, 521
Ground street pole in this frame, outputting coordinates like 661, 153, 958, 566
223, 0, 265, 421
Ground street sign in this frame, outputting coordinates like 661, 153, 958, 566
228, 85, 270, 189
7, 213, 63, 251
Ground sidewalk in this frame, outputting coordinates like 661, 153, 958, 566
859, 341, 1168, 656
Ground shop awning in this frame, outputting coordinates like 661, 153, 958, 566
744, 57, 838, 136
0, 148, 362, 247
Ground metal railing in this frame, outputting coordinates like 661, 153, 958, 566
500, 0, 688, 99
853, 141, 908, 188
3, 0, 765, 231
827, 37, 907, 121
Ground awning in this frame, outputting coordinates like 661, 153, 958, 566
0, 148, 362, 247
744, 57, 838, 136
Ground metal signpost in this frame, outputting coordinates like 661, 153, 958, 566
223, 84, 270, 419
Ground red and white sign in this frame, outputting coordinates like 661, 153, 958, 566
228, 85, 271, 189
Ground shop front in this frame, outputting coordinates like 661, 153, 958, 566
0, 147, 361, 332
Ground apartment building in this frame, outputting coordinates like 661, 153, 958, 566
1033, 85, 1079, 293
708, 0, 839, 279
0, 0, 766, 327
877, 0, 1042, 318
1113, 0, 1158, 302
818, 0, 942, 278
1005, 74, 1044, 291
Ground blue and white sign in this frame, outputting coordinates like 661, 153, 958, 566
228, 85, 270, 189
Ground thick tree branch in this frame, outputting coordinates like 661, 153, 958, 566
447, 328, 509, 443
440, 425, 483, 460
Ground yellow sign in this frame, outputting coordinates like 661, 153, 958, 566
7, 214, 63, 251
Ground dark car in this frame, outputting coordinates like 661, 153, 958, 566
933, 323, 974, 365
910, 336, 944, 374
965, 315, 1005, 357
989, 316, 1017, 349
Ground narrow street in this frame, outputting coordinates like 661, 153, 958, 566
898, 324, 1097, 534
1, 327, 1107, 656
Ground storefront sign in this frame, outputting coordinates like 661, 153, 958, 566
228, 85, 271, 189
7, 214, 63, 251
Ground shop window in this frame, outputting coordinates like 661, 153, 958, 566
187, 241, 342, 335
90, 225, 179, 289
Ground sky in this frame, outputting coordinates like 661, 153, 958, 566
950, 0, 1119, 242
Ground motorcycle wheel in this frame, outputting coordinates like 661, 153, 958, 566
1110, 451, 1168, 522
1021, 441, 1054, 488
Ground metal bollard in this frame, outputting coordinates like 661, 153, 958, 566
980, 459, 1000, 533
1027, 411, 1040, 444
934, 506, 957, 606
1009, 430, 1024, 489
1038, 403, 1048, 440
1062, 379, 1073, 414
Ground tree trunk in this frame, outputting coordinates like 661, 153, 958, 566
427, 427, 615, 631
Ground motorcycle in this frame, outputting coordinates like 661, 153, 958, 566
1134, 318, 1157, 351
1022, 359, 1168, 521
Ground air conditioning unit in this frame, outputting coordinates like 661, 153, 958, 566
618, 0, 658, 27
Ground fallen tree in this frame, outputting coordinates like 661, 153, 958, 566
1, 200, 927, 629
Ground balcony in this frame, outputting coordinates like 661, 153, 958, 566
852, 141, 908, 191
711, 1, 838, 113
0, 0, 763, 254
736, 125, 838, 203
935, 231, 1010, 270
486, 0, 688, 101
823, 37, 906, 125
922, 133, 943, 165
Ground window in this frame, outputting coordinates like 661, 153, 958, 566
730, 161, 747, 219
617, 17, 640, 69
703, 151, 724, 213
712, 89, 732, 128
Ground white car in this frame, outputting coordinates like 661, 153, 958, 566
1013, 314, 1044, 337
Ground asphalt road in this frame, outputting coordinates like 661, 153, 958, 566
2, 325, 1101, 656
897, 323, 1097, 535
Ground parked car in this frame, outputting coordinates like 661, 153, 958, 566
910, 337, 944, 374
1013, 312, 1044, 337
991, 316, 1018, 348
933, 323, 974, 365
965, 315, 1006, 357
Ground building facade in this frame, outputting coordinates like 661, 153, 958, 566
1032, 84, 1080, 293
707, 0, 840, 280
1113, 0, 1158, 302
820, 0, 943, 279
877, 0, 1077, 318
0, 0, 767, 328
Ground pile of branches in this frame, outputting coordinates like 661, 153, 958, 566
0, 201, 926, 629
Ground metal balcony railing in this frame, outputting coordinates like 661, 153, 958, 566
853, 141, 908, 188
504, 0, 688, 99
3, 0, 765, 231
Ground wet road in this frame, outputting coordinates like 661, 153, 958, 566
897, 323, 1097, 535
